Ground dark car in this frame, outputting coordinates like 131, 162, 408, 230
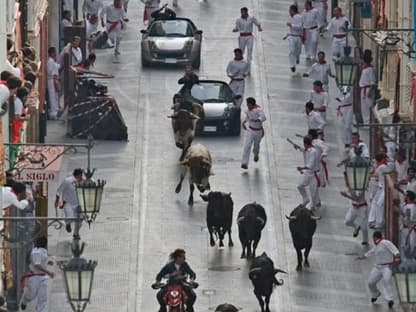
173, 80, 241, 136
140, 18, 202, 68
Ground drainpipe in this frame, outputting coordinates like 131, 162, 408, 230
413, 0, 416, 59
19, 0, 27, 45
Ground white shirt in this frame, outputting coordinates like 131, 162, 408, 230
374, 163, 391, 188
308, 62, 332, 86
288, 14, 303, 36
0, 85, 10, 105
302, 8, 320, 28
47, 57, 60, 80
310, 90, 329, 110
82, 0, 103, 16
365, 239, 399, 266
1, 186, 29, 210
326, 16, 350, 36
312, 138, 329, 157
348, 142, 369, 158
71, 47, 83, 66
407, 179, 416, 194
359, 66, 376, 87
401, 202, 416, 220
5, 60, 21, 77
306, 111, 326, 130
244, 106, 266, 130
29, 247, 49, 274
14, 96, 24, 115
304, 146, 320, 173
234, 16, 261, 33
226, 59, 249, 80
312, 0, 324, 9
56, 175, 79, 206
101, 4, 126, 22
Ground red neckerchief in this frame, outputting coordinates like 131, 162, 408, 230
405, 199, 416, 205
374, 238, 383, 245
376, 159, 388, 168
304, 144, 313, 151
315, 86, 324, 94
318, 60, 326, 64
0, 80, 8, 87
249, 104, 261, 111
361, 63, 372, 69
335, 14, 344, 19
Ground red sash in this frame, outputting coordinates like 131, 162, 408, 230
20, 272, 47, 289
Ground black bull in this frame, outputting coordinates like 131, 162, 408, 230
286, 204, 320, 271
237, 203, 267, 259
201, 191, 233, 247
248, 252, 286, 312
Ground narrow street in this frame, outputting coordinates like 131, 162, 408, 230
43, 0, 399, 311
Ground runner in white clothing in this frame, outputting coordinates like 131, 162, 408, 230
101, 0, 128, 56
305, 101, 326, 140
241, 97, 266, 169
284, 5, 303, 73
309, 129, 329, 187
356, 231, 400, 309
20, 236, 55, 312
302, 1, 320, 61
312, 0, 328, 31
303, 51, 334, 91
226, 48, 249, 106
325, 7, 350, 59
233, 7, 262, 66
144, 0, 161, 24
297, 136, 321, 210
341, 190, 369, 245
309, 80, 329, 121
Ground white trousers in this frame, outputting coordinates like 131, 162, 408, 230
21, 276, 48, 312
345, 205, 369, 242
317, 8, 327, 26
304, 28, 319, 59
368, 265, 394, 301
331, 37, 346, 58
47, 79, 60, 118
297, 172, 320, 208
229, 80, 245, 106
242, 129, 263, 165
63, 203, 79, 225
361, 89, 373, 124
337, 105, 353, 145
107, 22, 123, 51
288, 36, 302, 67
369, 188, 385, 227
238, 35, 254, 63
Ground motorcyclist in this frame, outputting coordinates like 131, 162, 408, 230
155, 249, 197, 312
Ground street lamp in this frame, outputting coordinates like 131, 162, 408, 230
76, 135, 106, 225
344, 148, 372, 201
59, 256, 97, 312
393, 261, 416, 311
334, 46, 359, 93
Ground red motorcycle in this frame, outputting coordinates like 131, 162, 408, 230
152, 279, 198, 312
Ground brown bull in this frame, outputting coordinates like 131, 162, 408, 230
168, 109, 199, 161
175, 143, 212, 205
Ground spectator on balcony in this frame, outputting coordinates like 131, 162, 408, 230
47, 47, 61, 120
1, 182, 30, 210
359, 50, 376, 124
60, 36, 83, 67
12, 87, 30, 143
61, 10, 73, 42
6, 38, 23, 77
24, 71, 37, 86
0, 71, 22, 105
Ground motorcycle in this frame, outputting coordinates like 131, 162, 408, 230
152, 278, 198, 312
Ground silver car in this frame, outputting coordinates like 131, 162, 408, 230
140, 18, 203, 68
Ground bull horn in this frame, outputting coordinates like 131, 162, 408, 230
237, 216, 245, 224
274, 269, 288, 274
285, 215, 296, 220
256, 216, 265, 225
310, 215, 321, 220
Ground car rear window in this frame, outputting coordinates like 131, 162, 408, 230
191, 83, 234, 102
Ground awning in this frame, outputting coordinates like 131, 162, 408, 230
14, 145, 64, 182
